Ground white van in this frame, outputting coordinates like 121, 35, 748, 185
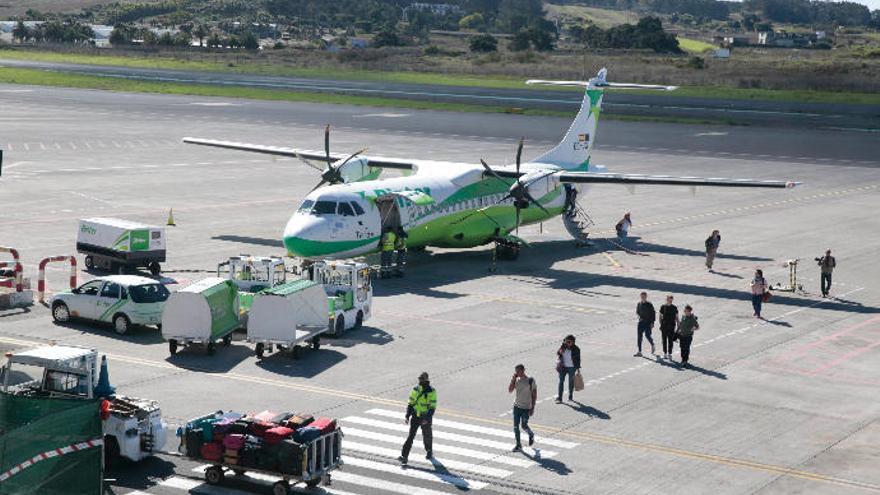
50, 275, 170, 334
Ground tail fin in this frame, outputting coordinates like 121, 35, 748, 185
528, 69, 676, 171
532, 88, 603, 171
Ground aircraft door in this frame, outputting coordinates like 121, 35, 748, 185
376, 194, 409, 233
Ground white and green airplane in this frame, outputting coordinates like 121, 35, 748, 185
184, 69, 797, 260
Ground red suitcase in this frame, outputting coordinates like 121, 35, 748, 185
311, 417, 337, 434
249, 420, 274, 437
264, 426, 294, 445
200, 442, 222, 461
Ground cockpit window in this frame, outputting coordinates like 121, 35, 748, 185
351, 202, 365, 215
298, 199, 315, 212
338, 202, 355, 216
313, 201, 337, 215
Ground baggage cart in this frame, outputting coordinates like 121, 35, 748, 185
178, 413, 342, 495
161, 277, 241, 355
77, 218, 166, 276
246, 279, 330, 359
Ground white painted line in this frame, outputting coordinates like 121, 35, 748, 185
344, 416, 557, 455
343, 456, 487, 490
342, 427, 534, 467
191, 466, 362, 495
343, 440, 512, 478
160, 475, 252, 495
365, 409, 579, 449
332, 471, 451, 495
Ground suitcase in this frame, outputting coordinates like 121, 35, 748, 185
277, 439, 304, 475
200, 442, 222, 461
287, 413, 314, 428
311, 417, 337, 434
256, 444, 280, 471
252, 410, 279, 423
271, 412, 295, 424
293, 426, 320, 444
223, 434, 246, 450
227, 420, 250, 435
249, 420, 274, 437
185, 428, 204, 457
240, 445, 258, 468
212, 430, 226, 443
264, 426, 294, 445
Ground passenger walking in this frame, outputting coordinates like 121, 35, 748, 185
817, 249, 836, 297
658, 295, 679, 360
635, 292, 656, 357
394, 227, 408, 278
379, 228, 396, 279
398, 372, 436, 464
676, 305, 699, 368
705, 230, 721, 270
615, 212, 632, 243
750, 269, 768, 319
508, 364, 536, 452
555, 335, 581, 403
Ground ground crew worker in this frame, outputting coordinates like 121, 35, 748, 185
705, 230, 721, 271
394, 227, 408, 277
399, 372, 436, 464
379, 228, 396, 279
817, 249, 836, 297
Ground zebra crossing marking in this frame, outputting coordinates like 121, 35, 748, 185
343, 440, 513, 478
342, 456, 487, 490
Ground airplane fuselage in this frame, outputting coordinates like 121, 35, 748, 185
283, 163, 568, 258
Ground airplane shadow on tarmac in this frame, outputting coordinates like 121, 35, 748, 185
378, 240, 879, 315
212, 234, 284, 248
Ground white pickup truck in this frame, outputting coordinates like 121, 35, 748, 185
0, 345, 166, 466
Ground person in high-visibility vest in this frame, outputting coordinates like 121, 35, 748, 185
394, 227, 408, 278
398, 372, 436, 464
379, 228, 396, 279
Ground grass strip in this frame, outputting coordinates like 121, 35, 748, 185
0, 66, 750, 126
2, 48, 879, 105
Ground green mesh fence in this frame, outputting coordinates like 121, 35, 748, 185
0, 392, 103, 495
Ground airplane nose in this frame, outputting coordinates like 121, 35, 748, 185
282, 215, 325, 257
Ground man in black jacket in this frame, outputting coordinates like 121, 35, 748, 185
556, 335, 581, 403
635, 292, 656, 357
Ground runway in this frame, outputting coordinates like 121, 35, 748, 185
1, 84, 879, 495
2, 58, 880, 129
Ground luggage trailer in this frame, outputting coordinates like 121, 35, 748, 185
195, 430, 343, 495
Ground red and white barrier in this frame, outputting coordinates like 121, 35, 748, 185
0, 246, 23, 292
0, 438, 103, 482
38, 255, 77, 303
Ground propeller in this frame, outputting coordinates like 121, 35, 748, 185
456, 138, 551, 233
307, 125, 368, 193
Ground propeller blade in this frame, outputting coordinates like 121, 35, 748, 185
309, 178, 328, 194
298, 155, 324, 172
480, 159, 512, 185
523, 189, 550, 215
515, 137, 523, 176
324, 124, 331, 169
337, 148, 368, 169
515, 206, 521, 235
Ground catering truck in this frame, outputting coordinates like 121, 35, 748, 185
77, 218, 166, 276
0, 345, 167, 466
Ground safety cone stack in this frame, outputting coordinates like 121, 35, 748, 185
167, 209, 176, 226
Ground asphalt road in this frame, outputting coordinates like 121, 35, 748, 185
2, 58, 879, 129
1, 85, 879, 495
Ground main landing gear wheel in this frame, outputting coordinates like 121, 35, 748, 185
204, 465, 224, 485
495, 242, 520, 261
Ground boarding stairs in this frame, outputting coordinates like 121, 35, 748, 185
562, 203, 595, 247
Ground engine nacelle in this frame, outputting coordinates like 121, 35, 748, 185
335, 157, 381, 183
516, 171, 561, 203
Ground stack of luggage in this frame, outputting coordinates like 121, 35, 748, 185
180, 410, 339, 475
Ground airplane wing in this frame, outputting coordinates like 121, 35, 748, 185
557, 172, 798, 189
181, 137, 415, 171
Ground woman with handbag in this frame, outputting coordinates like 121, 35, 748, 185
750, 269, 768, 319
556, 335, 581, 403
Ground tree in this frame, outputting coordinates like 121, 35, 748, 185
158, 31, 175, 46
509, 29, 531, 51
175, 31, 192, 47
469, 33, 498, 52
242, 31, 259, 50
193, 24, 207, 47
109, 24, 133, 45
12, 20, 28, 43
373, 28, 401, 48
142, 30, 158, 46
207, 32, 222, 48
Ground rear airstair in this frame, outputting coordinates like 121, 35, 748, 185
562, 203, 594, 247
